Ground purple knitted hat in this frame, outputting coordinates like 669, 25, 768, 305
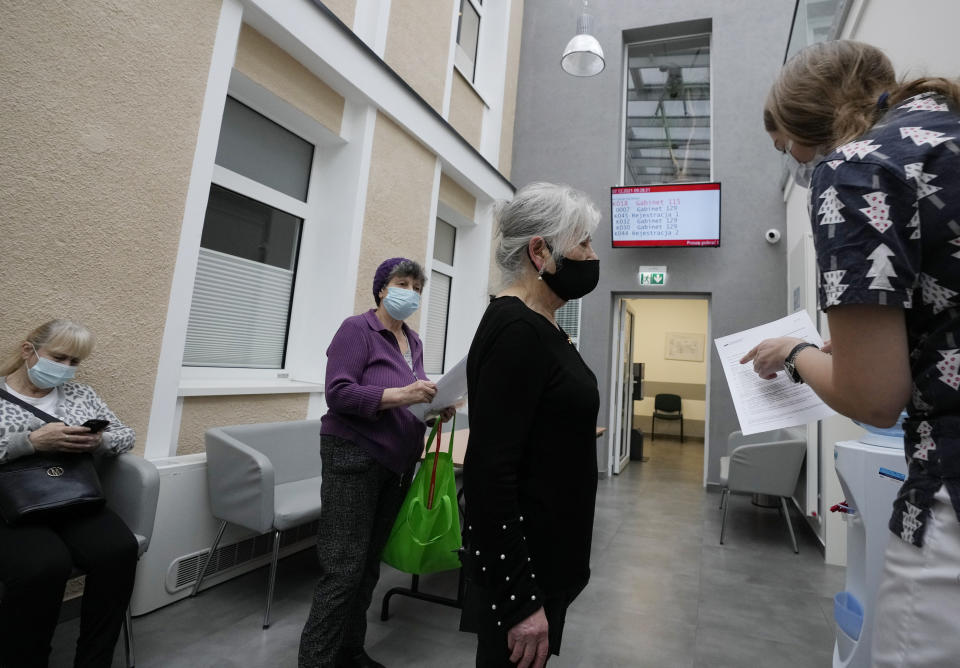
373, 257, 409, 305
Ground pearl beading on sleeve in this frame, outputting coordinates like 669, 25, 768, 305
464, 514, 543, 630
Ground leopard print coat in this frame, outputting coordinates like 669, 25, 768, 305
0, 377, 135, 464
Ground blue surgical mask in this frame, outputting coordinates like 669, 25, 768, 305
27, 345, 77, 389
383, 287, 420, 320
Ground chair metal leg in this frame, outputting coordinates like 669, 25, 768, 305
122, 604, 134, 667
191, 520, 227, 597
781, 497, 799, 554
263, 529, 282, 629
680, 417, 684, 443
718, 487, 728, 510
720, 492, 730, 544
650, 416, 655, 442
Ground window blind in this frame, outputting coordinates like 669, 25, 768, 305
183, 248, 294, 368
556, 298, 582, 348
424, 271, 451, 374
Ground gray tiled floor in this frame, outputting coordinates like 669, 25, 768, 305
51, 437, 844, 667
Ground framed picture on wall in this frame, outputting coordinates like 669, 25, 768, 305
664, 332, 704, 362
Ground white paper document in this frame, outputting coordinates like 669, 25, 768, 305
407, 355, 468, 422
714, 311, 836, 436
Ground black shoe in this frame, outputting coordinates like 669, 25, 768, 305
337, 649, 386, 668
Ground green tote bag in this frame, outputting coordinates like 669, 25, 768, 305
381, 418, 462, 574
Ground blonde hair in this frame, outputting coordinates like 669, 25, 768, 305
0, 320, 95, 377
493, 182, 600, 288
764, 40, 960, 149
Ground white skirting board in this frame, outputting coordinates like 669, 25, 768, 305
130, 454, 317, 616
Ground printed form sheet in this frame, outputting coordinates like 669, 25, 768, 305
408, 355, 468, 422
715, 311, 836, 435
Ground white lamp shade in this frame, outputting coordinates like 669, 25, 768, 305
562, 33, 605, 77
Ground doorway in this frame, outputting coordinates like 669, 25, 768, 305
609, 295, 710, 480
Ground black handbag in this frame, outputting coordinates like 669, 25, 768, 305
0, 388, 105, 525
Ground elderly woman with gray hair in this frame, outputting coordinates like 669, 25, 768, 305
462, 182, 601, 667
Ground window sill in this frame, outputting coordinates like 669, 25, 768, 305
178, 378, 325, 397
453, 63, 490, 109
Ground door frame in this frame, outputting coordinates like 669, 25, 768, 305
610, 302, 635, 474
606, 292, 712, 485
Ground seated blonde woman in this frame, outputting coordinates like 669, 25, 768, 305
0, 319, 137, 668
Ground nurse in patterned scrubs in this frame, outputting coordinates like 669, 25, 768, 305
743, 40, 960, 666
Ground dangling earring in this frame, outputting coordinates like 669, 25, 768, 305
537, 267, 544, 281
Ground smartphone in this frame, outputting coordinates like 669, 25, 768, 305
82, 419, 110, 433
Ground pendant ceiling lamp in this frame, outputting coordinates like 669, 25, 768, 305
561, 3, 605, 77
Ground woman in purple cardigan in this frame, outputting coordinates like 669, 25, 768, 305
299, 257, 453, 668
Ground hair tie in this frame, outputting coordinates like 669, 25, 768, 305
876, 91, 890, 110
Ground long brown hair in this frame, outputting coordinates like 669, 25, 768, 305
0, 320, 94, 377
764, 40, 960, 149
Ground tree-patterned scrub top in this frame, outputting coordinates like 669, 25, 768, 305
462, 296, 600, 632
809, 92, 960, 546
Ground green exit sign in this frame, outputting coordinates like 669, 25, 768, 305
638, 266, 667, 286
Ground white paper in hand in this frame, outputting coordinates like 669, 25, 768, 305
407, 355, 468, 422
714, 311, 836, 435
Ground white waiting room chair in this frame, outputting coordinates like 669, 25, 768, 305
718, 429, 806, 553
98, 452, 161, 666
190, 420, 324, 628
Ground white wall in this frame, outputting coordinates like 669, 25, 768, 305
843, 0, 960, 76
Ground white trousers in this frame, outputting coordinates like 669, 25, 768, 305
871, 486, 960, 667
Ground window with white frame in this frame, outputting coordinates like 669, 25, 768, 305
454, 0, 483, 83
183, 96, 314, 368
623, 33, 711, 185
556, 298, 582, 349
424, 218, 457, 374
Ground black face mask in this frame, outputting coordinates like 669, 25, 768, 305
529, 248, 600, 301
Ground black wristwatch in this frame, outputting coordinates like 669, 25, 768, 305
783, 342, 819, 383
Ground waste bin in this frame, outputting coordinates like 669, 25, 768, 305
630, 429, 645, 461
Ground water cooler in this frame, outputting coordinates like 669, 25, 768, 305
832, 420, 907, 668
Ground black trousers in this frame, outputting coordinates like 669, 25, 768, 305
298, 436, 412, 668
0, 507, 138, 668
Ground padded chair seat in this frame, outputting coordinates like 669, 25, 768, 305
719, 432, 807, 553
273, 478, 323, 531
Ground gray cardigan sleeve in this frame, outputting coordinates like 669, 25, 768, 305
0, 381, 135, 463
0, 419, 41, 464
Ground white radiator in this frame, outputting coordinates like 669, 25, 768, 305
130, 454, 318, 616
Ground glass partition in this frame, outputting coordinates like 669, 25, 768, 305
623, 33, 711, 186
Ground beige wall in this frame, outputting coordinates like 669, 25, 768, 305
448, 69, 485, 150
383, 1, 455, 112
320, 0, 356, 29
0, 0, 222, 455
438, 173, 476, 221
499, 0, 524, 179
176, 394, 310, 455
629, 299, 709, 426
353, 113, 437, 329
234, 24, 345, 136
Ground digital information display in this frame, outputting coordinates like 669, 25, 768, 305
611, 182, 721, 248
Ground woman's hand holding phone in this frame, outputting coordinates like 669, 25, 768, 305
28, 422, 103, 452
